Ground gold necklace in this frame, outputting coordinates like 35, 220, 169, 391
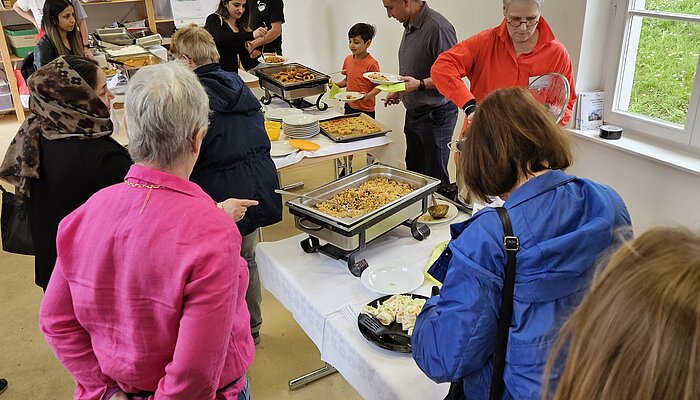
123, 179, 162, 215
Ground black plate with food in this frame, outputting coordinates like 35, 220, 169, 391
357, 293, 428, 353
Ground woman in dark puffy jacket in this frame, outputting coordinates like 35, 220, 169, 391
170, 25, 282, 345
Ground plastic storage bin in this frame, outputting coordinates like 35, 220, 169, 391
5, 24, 38, 58
0, 93, 13, 111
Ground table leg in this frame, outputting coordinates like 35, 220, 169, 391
288, 362, 338, 390
335, 155, 354, 179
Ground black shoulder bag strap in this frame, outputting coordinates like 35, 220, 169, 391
489, 206, 519, 400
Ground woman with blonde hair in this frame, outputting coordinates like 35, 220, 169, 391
412, 87, 632, 399
170, 24, 282, 345
543, 227, 700, 400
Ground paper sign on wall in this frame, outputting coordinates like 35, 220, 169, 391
170, 0, 219, 28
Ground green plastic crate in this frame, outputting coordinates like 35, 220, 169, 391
10, 45, 34, 59
5, 24, 38, 37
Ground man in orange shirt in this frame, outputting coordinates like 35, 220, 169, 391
431, 0, 576, 129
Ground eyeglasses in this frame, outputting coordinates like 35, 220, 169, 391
506, 16, 540, 28
447, 138, 467, 154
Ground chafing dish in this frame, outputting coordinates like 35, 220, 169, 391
320, 113, 392, 143
95, 28, 134, 46
286, 163, 440, 276
255, 62, 330, 110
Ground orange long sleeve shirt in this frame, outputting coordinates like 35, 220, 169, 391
431, 17, 576, 128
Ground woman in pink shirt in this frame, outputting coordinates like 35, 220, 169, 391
39, 62, 255, 400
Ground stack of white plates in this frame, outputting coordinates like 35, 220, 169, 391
282, 114, 320, 138
265, 108, 303, 122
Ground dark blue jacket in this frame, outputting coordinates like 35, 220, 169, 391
414, 170, 632, 399
190, 63, 282, 236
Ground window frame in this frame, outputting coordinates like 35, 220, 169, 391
604, 0, 700, 148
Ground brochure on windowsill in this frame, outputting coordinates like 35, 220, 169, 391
575, 91, 605, 130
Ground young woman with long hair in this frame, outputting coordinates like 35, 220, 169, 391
205, 0, 267, 71
33, 0, 83, 70
543, 227, 700, 400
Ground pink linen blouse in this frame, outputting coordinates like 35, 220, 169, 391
40, 164, 254, 400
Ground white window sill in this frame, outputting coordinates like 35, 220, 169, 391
567, 128, 700, 177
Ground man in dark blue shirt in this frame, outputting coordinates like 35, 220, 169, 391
382, 0, 458, 190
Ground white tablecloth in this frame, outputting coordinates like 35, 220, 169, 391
256, 215, 470, 399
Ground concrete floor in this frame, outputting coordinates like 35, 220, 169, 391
0, 113, 364, 399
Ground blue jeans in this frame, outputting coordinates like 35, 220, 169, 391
237, 376, 251, 400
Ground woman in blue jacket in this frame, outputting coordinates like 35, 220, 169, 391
170, 25, 282, 345
412, 87, 632, 399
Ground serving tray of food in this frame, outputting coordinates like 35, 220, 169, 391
255, 62, 331, 109
319, 113, 392, 143
285, 163, 439, 276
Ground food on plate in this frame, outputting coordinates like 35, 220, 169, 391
264, 55, 286, 63
270, 67, 316, 84
362, 294, 426, 335
313, 177, 413, 218
319, 116, 382, 136
101, 66, 117, 76
367, 72, 389, 81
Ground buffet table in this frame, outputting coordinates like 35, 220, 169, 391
263, 97, 392, 175
256, 216, 466, 399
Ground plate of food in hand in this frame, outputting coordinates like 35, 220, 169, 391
258, 54, 289, 66
363, 71, 402, 85
337, 91, 364, 102
358, 293, 428, 353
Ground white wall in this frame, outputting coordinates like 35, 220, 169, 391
282, 0, 700, 231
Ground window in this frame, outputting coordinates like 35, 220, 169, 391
605, 0, 700, 147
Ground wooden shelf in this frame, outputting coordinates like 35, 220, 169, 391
155, 19, 173, 23
0, 0, 160, 122
81, 0, 143, 5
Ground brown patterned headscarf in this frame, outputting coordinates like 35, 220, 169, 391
0, 56, 113, 199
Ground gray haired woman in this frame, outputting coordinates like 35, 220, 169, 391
40, 62, 255, 400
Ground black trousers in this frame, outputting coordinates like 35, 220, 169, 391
404, 102, 458, 187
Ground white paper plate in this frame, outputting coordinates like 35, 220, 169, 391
363, 71, 402, 85
269, 141, 296, 157
418, 200, 458, 224
258, 55, 290, 66
361, 265, 424, 295
337, 91, 364, 102
266, 108, 303, 121
283, 114, 319, 126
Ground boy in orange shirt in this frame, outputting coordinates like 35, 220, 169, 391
337, 23, 381, 118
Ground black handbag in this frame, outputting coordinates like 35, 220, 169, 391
444, 207, 518, 400
1, 185, 35, 255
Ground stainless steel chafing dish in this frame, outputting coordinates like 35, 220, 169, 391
285, 163, 440, 276
255, 62, 330, 110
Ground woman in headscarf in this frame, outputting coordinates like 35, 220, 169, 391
0, 55, 130, 290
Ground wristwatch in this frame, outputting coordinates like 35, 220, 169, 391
418, 79, 426, 91
462, 99, 477, 117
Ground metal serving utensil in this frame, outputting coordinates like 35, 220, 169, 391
358, 314, 411, 340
